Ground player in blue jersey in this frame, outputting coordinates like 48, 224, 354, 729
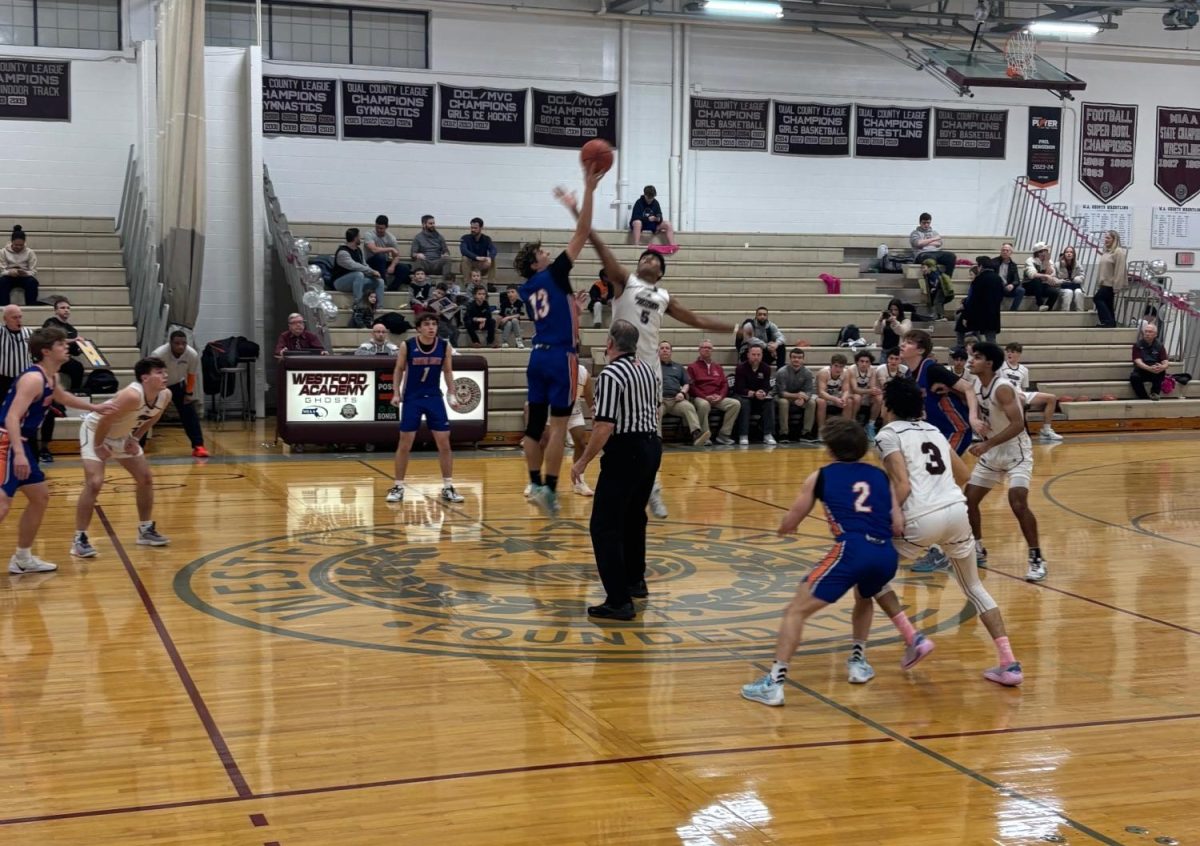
1, 327, 111, 574
513, 164, 602, 517
741, 417, 931, 707
385, 313, 465, 505
898, 328, 985, 572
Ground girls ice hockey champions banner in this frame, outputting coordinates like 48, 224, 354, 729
1155, 106, 1200, 207
0, 59, 69, 121
340, 81, 433, 142
438, 85, 527, 145
854, 106, 930, 159
531, 90, 618, 149
1079, 102, 1138, 203
771, 102, 851, 156
1026, 106, 1062, 188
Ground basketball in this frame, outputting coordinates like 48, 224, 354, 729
1101, 393, 1117, 401
580, 139, 613, 175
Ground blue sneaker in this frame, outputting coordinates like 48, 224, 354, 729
528, 484, 560, 518
865, 421, 877, 441
741, 674, 784, 706
910, 548, 950, 572
975, 542, 988, 568
847, 656, 875, 684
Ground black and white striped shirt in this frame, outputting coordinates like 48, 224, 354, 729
0, 326, 32, 379
593, 353, 660, 435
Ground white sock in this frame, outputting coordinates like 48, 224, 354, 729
75, 531, 86, 542
443, 478, 453, 488
393, 480, 404, 488
139, 521, 154, 531
14, 547, 31, 561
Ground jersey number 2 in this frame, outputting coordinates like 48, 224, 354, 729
852, 481, 872, 513
531, 289, 551, 319
921, 442, 947, 475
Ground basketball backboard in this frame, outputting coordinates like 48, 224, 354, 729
924, 48, 1087, 98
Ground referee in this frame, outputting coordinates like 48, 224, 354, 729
571, 319, 662, 621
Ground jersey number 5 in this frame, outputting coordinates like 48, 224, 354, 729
921, 442, 947, 475
852, 481, 872, 513
531, 289, 551, 319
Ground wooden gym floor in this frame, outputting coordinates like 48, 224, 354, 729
2, 424, 1198, 845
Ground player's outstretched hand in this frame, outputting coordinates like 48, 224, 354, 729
573, 290, 590, 312
583, 163, 603, 190
553, 186, 579, 214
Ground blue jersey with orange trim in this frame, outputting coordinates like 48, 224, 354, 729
814, 461, 893, 540
518, 251, 577, 349
0, 366, 53, 438
403, 336, 447, 400
913, 357, 973, 455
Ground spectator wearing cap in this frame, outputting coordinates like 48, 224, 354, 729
1023, 242, 1061, 311
910, 212, 957, 278
459, 217, 497, 286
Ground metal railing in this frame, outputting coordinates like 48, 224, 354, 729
263, 164, 331, 350
1005, 175, 1102, 296
115, 145, 170, 354
1119, 265, 1199, 376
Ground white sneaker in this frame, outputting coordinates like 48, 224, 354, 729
648, 485, 668, 519
501, 342, 509, 348
9, 554, 57, 574
385, 485, 405, 503
523, 483, 534, 498
441, 486, 464, 503
137, 523, 170, 546
847, 656, 875, 684
1039, 426, 1064, 441
738, 436, 749, 446
516, 339, 526, 349
1026, 555, 1048, 582
573, 480, 594, 497
763, 435, 777, 446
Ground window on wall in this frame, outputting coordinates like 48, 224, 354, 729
203, 2, 428, 70
0, 0, 120, 49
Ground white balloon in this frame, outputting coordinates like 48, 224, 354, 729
302, 290, 321, 308
294, 238, 311, 258
1149, 259, 1168, 277
321, 301, 339, 318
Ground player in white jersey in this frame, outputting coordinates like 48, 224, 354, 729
1003, 342, 1062, 441
567, 362, 595, 496
967, 343, 1048, 582
71, 357, 172, 557
849, 350, 881, 439
815, 354, 857, 433
855, 376, 1025, 686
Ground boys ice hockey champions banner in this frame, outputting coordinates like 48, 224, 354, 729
262, 76, 336, 138
438, 85, 527, 144
0, 59, 69, 121
1155, 107, 1200, 207
341, 81, 433, 142
531, 90, 618, 149
854, 106, 930, 158
1026, 106, 1062, 187
1079, 102, 1138, 203
771, 102, 851, 156
689, 98, 769, 150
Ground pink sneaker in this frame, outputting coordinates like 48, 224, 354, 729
647, 243, 679, 255
901, 633, 935, 670
983, 662, 1024, 687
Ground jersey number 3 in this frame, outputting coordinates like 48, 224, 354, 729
852, 481, 872, 513
921, 442, 947, 475
531, 289, 551, 319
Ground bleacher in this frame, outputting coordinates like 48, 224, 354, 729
0, 216, 141, 445
295, 222, 1200, 437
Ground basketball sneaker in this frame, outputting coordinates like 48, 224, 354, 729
648, 484, 668, 519
763, 435, 777, 446
572, 479, 594, 497
71, 533, 98, 559
385, 485, 405, 503
1025, 554, 1048, 582
901, 633, 935, 670
523, 483, 533, 499
441, 486, 464, 504
847, 655, 875, 684
528, 485, 560, 518
983, 662, 1024, 686
715, 435, 735, 445
1038, 426, 1063, 442
137, 523, 170, 546
9, 553, 57, 574
975, 541, 988, 568
911, 547, 950, 572
741, 674, 785, 706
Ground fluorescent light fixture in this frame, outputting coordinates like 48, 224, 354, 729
1027, 20, 1101, 36
703, 0, 784, 18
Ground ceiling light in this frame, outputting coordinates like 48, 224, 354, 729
1026, 21, 1101, 36
702, 0, 784, 19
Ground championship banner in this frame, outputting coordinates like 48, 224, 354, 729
0, 59, 69, 121
262, 76, 337, 138
854, 105, 929, 159
438, 85, 527, 145
1079, 102, 1138, 203
1155, 106, 1200, 207
531, 89, 617, 149
1027, 106, 1062, 187
689, 98, 768, 151
771, 102, 850, 156
934, 108, 1007, 159
341, 81, 433, 142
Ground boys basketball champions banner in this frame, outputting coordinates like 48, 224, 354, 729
1079, 102, 1138, 203
1155, 106, 1200, 207
1026, 106, 1062, 187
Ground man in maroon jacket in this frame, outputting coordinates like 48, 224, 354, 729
734, 345, 777, 446
685, 340, 740, 445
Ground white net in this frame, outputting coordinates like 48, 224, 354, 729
1005, 30, 1037, 79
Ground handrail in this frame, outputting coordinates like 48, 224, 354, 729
115, 145, 170, 355
262, 164, 332, 350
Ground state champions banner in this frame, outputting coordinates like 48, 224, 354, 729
1155, 106, 1200, 207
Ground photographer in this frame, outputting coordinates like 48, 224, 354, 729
872, 299, 912, 350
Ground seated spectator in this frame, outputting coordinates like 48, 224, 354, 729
1056, 246, 1085, 312
355, 322, 399, 356
874, 346, 908, 387
849, 350, 881, 438
774, 347, 816, 443
150, 330, 209, 458
739, 306, 787, 367
409, 268, 432, 305
909, 212, 956, 278
411, 214, 455, 281
816, 353, 857, 435
497, 285, 526, 349
872, 298, 912, 350
41, 295, 86, 392
686, 339, 740, 445
1, 225, 39, 306
958, 255, 1002, 345
1130, 323, 1169, 400
463, 287, 497, 347
658, 341, 707, 445
463, 269, 486, 301
364, 215, 410, 290
1003, 342, 1063, 441
350, 290, 379, 329
997, 242, 1025, 311
459, 217, 497, 286
588, 269, 614, 328
274, 313, 326, 359
417, 282, 461, 344
1137, 305, 1160, 342
331, 228, 386, 305
918, 259, 953, 321
949, 346, 976, 389
735, 320, 762, 362
1022, 242, 1061, 311
629, 185, 677, 250
734, 344, 776, 446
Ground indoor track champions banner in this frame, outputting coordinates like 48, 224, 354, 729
1079, 102, 1138, 203
0, 59, 69, 121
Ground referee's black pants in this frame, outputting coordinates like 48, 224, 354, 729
590, 432, 662, 608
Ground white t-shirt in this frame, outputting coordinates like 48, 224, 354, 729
83, 382, 172, 440
874, 362, 908, 385
612, 274, 671, 371
876, 420, 965, 519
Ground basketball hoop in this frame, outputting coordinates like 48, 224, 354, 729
1005, 30, 1037, 79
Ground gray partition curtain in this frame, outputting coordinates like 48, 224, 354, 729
157, 0, 206, 330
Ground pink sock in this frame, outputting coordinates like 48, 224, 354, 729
994, 636, 1016, 665
890, 612, 917, 646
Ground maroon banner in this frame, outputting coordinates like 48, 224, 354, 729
1079, 102, 1137, 203
1156, 106, 1200, 207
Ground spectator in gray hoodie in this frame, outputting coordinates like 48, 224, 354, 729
411, 214, 456, 282
738, 307, 787, 367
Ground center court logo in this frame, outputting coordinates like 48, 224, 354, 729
175, 522, 971, 662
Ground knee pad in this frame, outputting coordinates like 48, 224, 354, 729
525, 403, 549, 441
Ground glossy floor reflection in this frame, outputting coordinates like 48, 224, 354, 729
2, 427, 1198, 844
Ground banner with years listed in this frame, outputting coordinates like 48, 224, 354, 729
438, 85, 527, 145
